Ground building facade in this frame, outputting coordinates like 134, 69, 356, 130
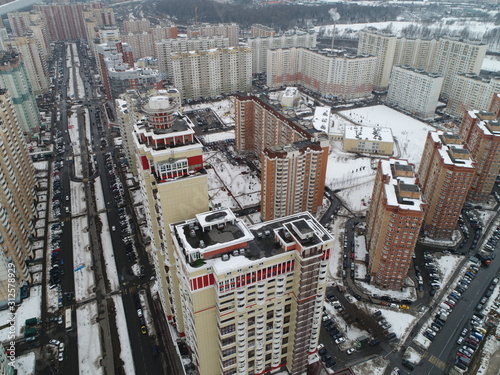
34, 3, 88, 41
251, 24, 276, 38
459, 110, 500, 202
366, 159, 425, 290
11, 35, 50, 95
0, 50, 40, 134
0, 89, 36, 308
171, 46, 252, 100
246, 31, 317, 74
267, 48, 376, 101
133, 92, 209, 332
170, 208, 333, 375
386, 66, 443, 119
490, 93, 500, 117
234, 94, 329, 221
357, 30, 487, 96
343, 125, 394, 155
156, 36, 230, 79
357, 29, 398, 91
445, 74, 500, 118
187, 23, 239, 47
418, 131, 475, 240
261, 139, 329, 221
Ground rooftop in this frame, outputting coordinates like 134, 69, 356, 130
172, 209, 333, 270
344, 125, 393, 142
430, 131, 474, 168
312, 106, 331, 133
381, 159, 425, 212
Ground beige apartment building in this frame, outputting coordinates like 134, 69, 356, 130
366, 159, 426, 290
11, 35, 50, 95
386, 66, 443, 119
170, 208, 333, 375
267, 47, 376, 100
246, 30, 317, 74
186, 23, 240, 47
343, 125, 394, 155
446, 74, 500, 118
459, 110, 500, 202
0, 89, 36, 308
357, 30, 486, 96
418, 131, 475, 240
132, 92, 209, 327
171, 46, 252, 100
156, 36, 230, 78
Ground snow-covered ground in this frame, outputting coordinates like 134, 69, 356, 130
77, 301, 103, 375
72, 216, 94, 302
0, 286, 42, 341
184, 99, 235, 126
99, 212, 120, 291
70, 181, 86, 216
13, 351, 36, 375
111, 295, 135, 374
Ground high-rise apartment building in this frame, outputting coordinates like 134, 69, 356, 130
430, 38, 487, 98
357, 29, 398, 91
11, 35, 50, 95
156, 36, 230, 78
123, 18, 151, 34
7, 11, 31, 36
234, 94, 329, 221
170, 207, 333, 375
357, 30, 486, 96
95, 42, 137, 100
34, 3, 88, 41
267, 47, 376, 100
459, 110, 500, 202
386, 66, 443, 119
0, 89, 36, 308
0, 50, 40, 135
490, 93, 500, 117
187, 23, 239, 47
246, 30, 317, 74
366, 159, 425, 290
251, 24, 276, 37
445, 74, 500, 118
261, 140, 329, 221
418, 131, 475, 240
171, 46, 252, 100
132, 91, 209, 330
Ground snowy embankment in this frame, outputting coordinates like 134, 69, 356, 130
72, 216, 94, 302
67, 110, 83, 179
77, 302, 103, 375
111, 295, 135, 374
70, 181, 86, 216
99, 212, 119, 291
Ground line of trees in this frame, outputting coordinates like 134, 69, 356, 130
148, 0, 403, 30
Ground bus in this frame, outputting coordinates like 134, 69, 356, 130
65, 308, 72, 331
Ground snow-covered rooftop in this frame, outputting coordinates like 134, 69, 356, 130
344, 124, 393, 142
430, 131, 474, 168
380, 159, 425, 212
312, 106, 331, 133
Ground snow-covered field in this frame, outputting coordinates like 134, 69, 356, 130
77, 302, 103, 375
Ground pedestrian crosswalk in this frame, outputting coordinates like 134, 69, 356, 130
427, 354, 447, 370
